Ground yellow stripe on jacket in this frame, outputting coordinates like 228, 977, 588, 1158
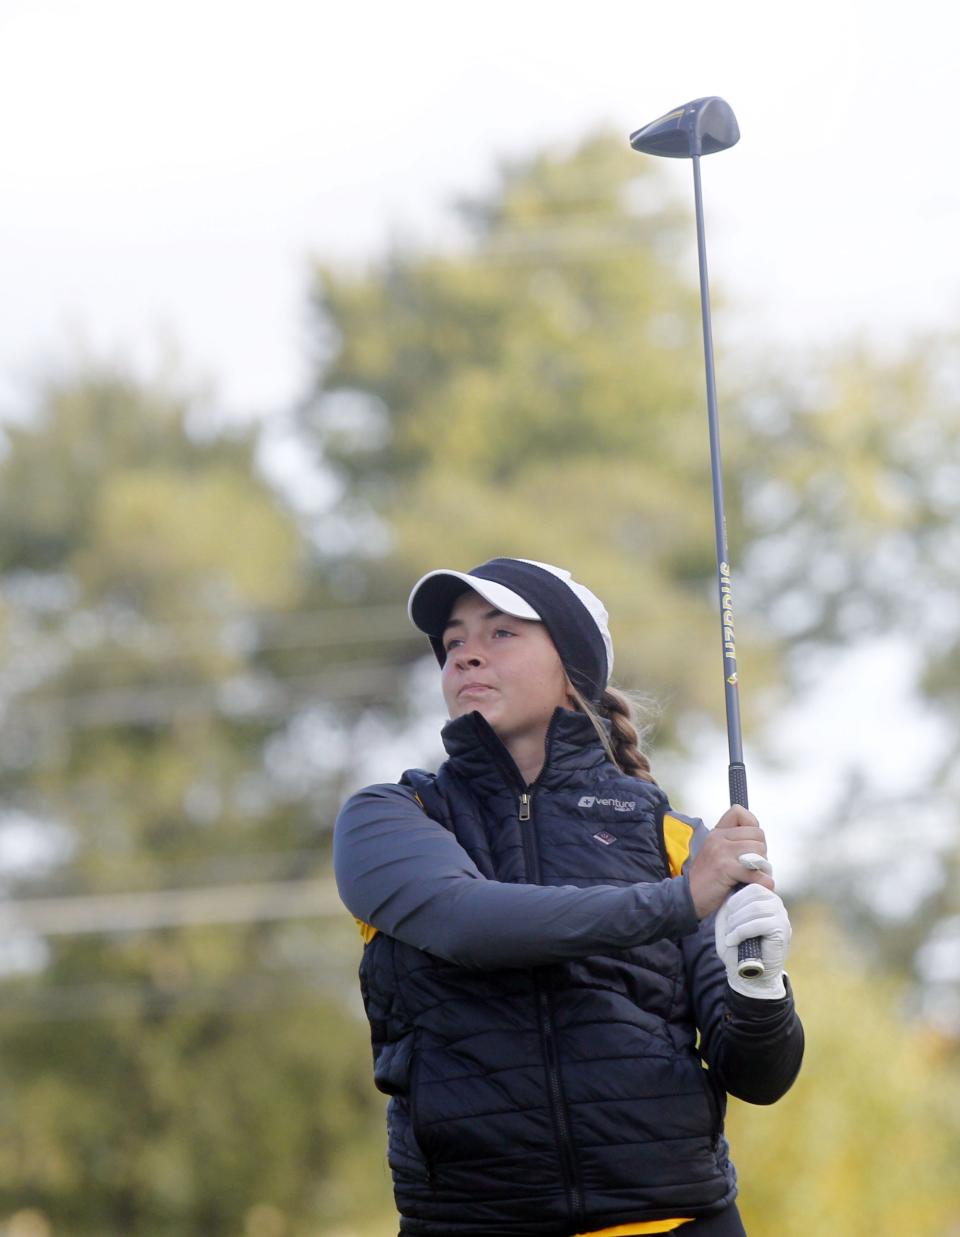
576, 1217, 693, 1234
662, 812, 696, 877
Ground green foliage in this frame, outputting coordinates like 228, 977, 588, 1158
0, 366, 390, 1234
0, 976, 388, 1235
730, 911, 960, 1236
3, 129, 960, 1235
302, 134, 774, 737
0, 373, 250, 571
736, 338, 960, 647
299, 132, 960, 1232
78, 465, 299, 614
735, 337, 960, 999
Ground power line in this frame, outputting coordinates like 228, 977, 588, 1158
1, 659, 412, 736
0, 879, 363, 1022
0, 603, 432, 739
2, 877, 344, 935
1, 602, 421, 662
14, 847, 336, 896
0, 958, 363, 1023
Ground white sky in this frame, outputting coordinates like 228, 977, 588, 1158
2, 0, 958, 418
1, 0, 958, 890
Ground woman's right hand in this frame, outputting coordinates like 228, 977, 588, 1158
687, 805, 774, 919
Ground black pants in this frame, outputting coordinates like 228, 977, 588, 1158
402, 1203, 748, 1237
679, 1205, 748, 1235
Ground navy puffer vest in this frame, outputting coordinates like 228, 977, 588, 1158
359, 709, 735, 1235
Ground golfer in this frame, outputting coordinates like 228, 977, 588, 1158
334, 557, 803, 1237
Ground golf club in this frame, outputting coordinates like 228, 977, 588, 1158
629, 97, 764, 979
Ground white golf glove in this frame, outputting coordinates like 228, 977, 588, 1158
715, 883, 791, 1000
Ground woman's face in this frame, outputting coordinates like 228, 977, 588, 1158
440, 590, 570, 745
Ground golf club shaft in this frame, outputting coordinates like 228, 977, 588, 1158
691, 155, 764, 978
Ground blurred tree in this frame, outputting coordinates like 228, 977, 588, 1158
304, 133, 960, 1230
734, 338, 960, 658
302, 135, 960, 1020
300, 134, 779, 744
733, 338, 960, 1021
3, 127, 960, 1237
0, 367, 392, 1234
729, 911, 960, 1236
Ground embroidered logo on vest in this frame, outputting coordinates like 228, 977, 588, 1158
578, 795, 636, 811
593, 830, 617, 845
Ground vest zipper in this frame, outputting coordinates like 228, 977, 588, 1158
516, 708, 565, 823
407, 1078, 437, 1188
519, 789, 586, 1231
537, 984, 584, 1230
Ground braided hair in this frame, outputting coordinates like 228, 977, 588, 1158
567, 684, 657, 784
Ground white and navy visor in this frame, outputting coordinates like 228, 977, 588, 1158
407, 557, 613, 702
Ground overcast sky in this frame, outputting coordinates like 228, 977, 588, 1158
2, 0, 958, 419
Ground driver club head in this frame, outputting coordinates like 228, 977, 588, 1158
629, 97, 739, 159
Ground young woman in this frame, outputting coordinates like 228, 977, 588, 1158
335, 557, 803, 1237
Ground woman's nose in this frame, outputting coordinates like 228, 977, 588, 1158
454, 642, 484, 668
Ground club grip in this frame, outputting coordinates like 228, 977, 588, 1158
728, 762, 765, 979
728, 762, 748, 811
736, 934, 764, 978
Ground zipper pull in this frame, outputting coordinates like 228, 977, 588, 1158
518, 792, 532, 821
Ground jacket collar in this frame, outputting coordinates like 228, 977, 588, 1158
439, 707, 612, 794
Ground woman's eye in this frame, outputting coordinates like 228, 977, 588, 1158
494, 628, 516, 639
445, 638, 463, 652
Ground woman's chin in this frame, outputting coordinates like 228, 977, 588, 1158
455, 698, 501, 725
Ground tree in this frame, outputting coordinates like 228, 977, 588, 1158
301, 138, 960, 1015
296, 134, 960, 1234
729, 911, 960, 1236
732, 337, 960, 1015
5, 126, 960, 1234
299, 134, 779, 746
0, 366, 390, 1234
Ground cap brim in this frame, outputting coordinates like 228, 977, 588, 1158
408, 569, 541, 637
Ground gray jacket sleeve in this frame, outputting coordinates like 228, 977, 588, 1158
333, 782, 700, 971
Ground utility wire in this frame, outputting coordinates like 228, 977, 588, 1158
0, 604, 427, 730
0, 963, 363, 1023
2, 602, 419, 659
2, 877, 343, 935
0, 880, 361, 1022
0, 952, 364, 1023
1, 659, 411, 734
16, 847, 335, 894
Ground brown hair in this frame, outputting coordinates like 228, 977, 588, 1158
567, 683, 657, 784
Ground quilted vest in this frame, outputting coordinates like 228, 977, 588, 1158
359, 708, 736, 1235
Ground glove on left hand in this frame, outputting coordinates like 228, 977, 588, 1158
715, 884, 791, 1000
